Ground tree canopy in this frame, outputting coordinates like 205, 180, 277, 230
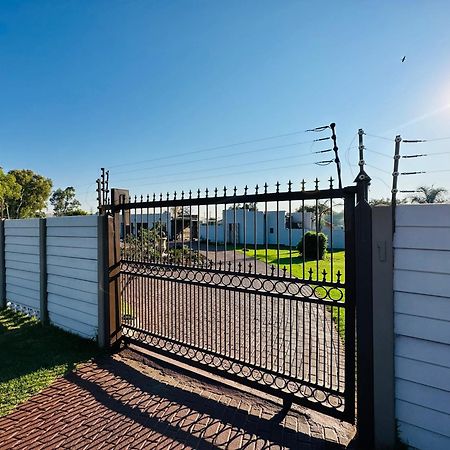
50, 186, 87, 216
410, 185, 448, 204
0, 168, 21, 219
0, 169, 52, 218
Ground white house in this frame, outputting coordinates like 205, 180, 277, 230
199, 208, 345, 249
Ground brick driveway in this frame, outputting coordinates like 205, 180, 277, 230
0, 348, 355, 449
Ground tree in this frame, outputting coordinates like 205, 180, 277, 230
228, 203, 258, 211
369, 198, 391, 206
410, 185, 448, 204
4, 169, 52, 218
50, 186, 87, 216
0, 168, 21, 219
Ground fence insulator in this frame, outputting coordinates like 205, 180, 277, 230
313, 137, 331, 142
400, 171, 426, 175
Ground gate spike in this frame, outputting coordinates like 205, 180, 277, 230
233, 186, 237, 196
271, 265, 275, 276
228, 261, 232, 270
275, 181, 280, 193
218, 260, 222, 270
308, 267, 313, 281
322, 269, 327, 282
301, 179, 306, 191
336, 270, 342, 283
166, 192, 170, 201
288, 180, 292, 192
264, 182, 268, 194
282, 266, 287, 277
197, 189, 201, 198
189, 190, 192, 199
314, 178, 319, 190
174, 191, 177, 200
223, 186, 227, 196
248, 263, 252, 273
181, 190, 185, 200
160, 193, 163, 201
134, 195, 137, 203
140, 195, 143, 202
255, 184, 259, 195
329, 177, 334, 189
205, 188, 209, 197
244, 185, 248, 195
238, 262, 242, 272
214, 187, 218, 197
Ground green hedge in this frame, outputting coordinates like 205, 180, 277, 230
297, 231, 327, 260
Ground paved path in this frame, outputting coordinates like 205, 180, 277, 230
121, 250, 346, 412
0, 349, 355, 449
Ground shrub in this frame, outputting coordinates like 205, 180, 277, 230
297, 231, 327, 260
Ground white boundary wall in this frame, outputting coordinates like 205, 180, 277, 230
394, 205, 450, 450
2, 216, 102, 340
46, 216, 99, 338
4, 219, 41, 315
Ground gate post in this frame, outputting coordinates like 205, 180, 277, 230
0, 220, 5, 309
107, 189, 129, 348
354, 172, 375, 448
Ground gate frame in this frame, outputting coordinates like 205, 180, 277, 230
100, 176, 375, 444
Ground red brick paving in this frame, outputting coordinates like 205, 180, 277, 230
0, 349, 355, 449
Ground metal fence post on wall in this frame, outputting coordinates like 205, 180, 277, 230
39, 218, 48, 324
354, 167, 375, 448
0, 220, 6, 309
97, 214, 109, 348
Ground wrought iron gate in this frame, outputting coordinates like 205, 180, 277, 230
104, 177, 362, 422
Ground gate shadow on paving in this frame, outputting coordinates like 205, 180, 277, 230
0, 349, 355, 449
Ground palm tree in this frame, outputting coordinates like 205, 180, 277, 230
410, 185, 448, 204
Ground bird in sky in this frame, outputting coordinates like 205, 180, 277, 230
402, 56, 406, 62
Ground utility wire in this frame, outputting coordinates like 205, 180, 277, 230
366, 164, 391, 175
108, 129, 315, 169
112, 153, 321, 184
365, 148, 392, 159
112, 139, 318, 176
120, 160, 328, 189
365, 133, 395, 142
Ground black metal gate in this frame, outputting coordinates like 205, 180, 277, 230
104, 177, 362, 423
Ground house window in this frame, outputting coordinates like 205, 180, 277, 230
269, 227, 274, 234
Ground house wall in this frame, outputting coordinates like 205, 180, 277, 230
199, 209, 345, 249
1, 216, 104, 341
393, 205, 450, 450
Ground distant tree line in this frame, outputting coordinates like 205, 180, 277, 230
0, 167, 87, 218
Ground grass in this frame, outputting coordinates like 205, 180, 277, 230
0, 308, 100, 417
242, 248, 346, 337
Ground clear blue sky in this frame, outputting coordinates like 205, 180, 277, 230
1, 0, 450, 210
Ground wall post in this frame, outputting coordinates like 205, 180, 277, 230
0, 220, 5, 309
372, 206, 395, 449
97, 214, 109, 348
355, 178, 375, 449
39, 218, 48, 323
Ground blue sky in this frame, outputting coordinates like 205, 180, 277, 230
1, 1, 450, 210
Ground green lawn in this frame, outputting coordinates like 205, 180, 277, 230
0, 308, 100, 417
242, 248, 346, 337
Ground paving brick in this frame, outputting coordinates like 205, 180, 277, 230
0, 350, 355, 449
